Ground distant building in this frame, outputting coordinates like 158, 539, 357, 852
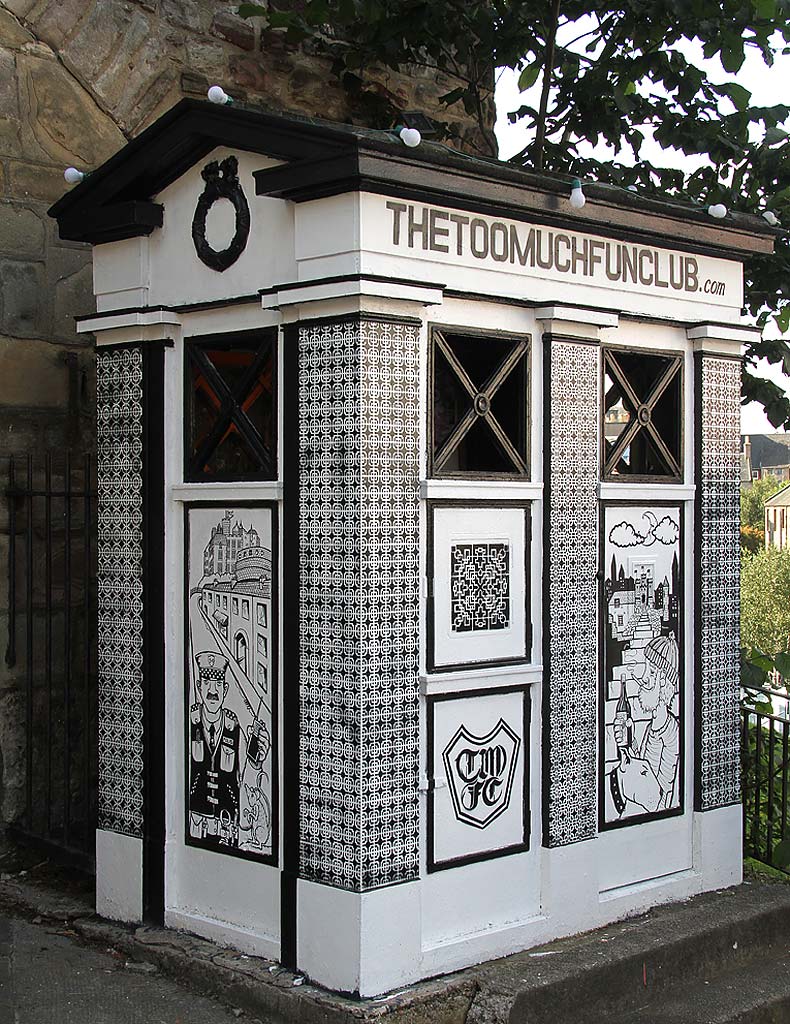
741, 434, 790, 484
765, 484, 790, 551
203, 510, 260, 578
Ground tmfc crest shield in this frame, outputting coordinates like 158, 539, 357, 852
442, 719, 520, 829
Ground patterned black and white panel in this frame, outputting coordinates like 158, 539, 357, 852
96, 347, 145, 837
299, 318, 420, 891
545, 339, 599, 846
451, 543, 510, 632
698, 356, 741, 810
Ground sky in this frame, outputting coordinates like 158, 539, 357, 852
493, 27, 790, 435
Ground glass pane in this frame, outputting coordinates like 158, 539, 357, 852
440, 416, 514, 474
189, 361, 226, 455
444, 333, 516, 390
603, 370, 631, 447
236, 351, 275, 458
603, 351, 681, 478
199, 425, 264, 478
489, 354, 528, 466
432, 331, 529, 477
651, 371, 682, 468
206, 346, 257, 391
433, 345, 471, 453
612, 351, 673, 405
187, 337, 275, 480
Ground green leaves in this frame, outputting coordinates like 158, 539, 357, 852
765, 126, 788, 145
234, 0, 790, 428
753, 0, 777, 19
774, 651, 790, 679
518, 62, 541, 91
720, 82, 752, 110
742, 549, 790, 657
773, 838, 790, 869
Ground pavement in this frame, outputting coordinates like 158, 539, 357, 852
1, 838, 790, 1024
0, 912, 254, 1023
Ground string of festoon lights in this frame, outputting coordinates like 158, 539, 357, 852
566, 176, 781, 227
57, 84, 782, 228
205, 82, 422, 146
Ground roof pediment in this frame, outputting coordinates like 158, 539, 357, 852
48, 97, 778, 259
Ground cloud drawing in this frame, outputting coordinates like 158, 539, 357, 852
609, 512, 679, 550
652, 515, 680, 546
609, 522, 644, 548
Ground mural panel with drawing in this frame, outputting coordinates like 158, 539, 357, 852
601, 504, 683, 829
185, 504, 277, 863
427, 687, 529, 871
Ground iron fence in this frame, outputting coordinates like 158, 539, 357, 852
741, 683, 790, 872
4, 453, 97, 869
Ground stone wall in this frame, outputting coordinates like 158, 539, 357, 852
0, 0, 485, 834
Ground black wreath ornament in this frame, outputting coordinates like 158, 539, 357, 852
191, 156, 251, 272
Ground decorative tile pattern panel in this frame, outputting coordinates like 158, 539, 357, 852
450, 543, 510, 632
299, 318, 420, 891
96, 347, 145, 837
698, 356, 741, 809
545, 339, 599, 846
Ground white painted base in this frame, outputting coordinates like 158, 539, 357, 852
95, 829, 143, 923
164, 909, 279, 962
297, 880, 361, 994
359, 882, 422, 997
295, 805, 742, 996
296, 879, 422, 997
164, 842, 281, 962
694, 802, 743, 890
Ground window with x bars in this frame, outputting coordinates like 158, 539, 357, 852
602, 348, 683, 481
430, 328, 530, 478
185, 331, 276, 481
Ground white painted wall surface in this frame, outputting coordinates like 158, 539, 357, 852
95, 829, 143, 923
91, 148, 294, 313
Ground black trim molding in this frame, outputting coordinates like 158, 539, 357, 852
141, 342, 167, 922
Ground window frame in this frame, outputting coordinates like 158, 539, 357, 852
427, 323, 531, 481
601, 344, 684, 484
183, 327, 278, 483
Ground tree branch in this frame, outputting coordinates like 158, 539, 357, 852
534, 0, 562, 170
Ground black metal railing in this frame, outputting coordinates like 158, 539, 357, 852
4, 453, 97, 868
741, 684, 790, 872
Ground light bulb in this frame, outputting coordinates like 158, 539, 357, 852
207, 85, 231, 105
569, 178, 586, 209
763, 210, 780, 226
64, 167, 84, 185
707, 203, 727, 219
399, 126, 421, 148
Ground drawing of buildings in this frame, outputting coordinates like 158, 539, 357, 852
197, 512, 272, 694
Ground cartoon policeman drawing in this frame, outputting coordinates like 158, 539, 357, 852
189, 651, 271, 848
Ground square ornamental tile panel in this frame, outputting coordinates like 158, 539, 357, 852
428, 504, 531, 672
